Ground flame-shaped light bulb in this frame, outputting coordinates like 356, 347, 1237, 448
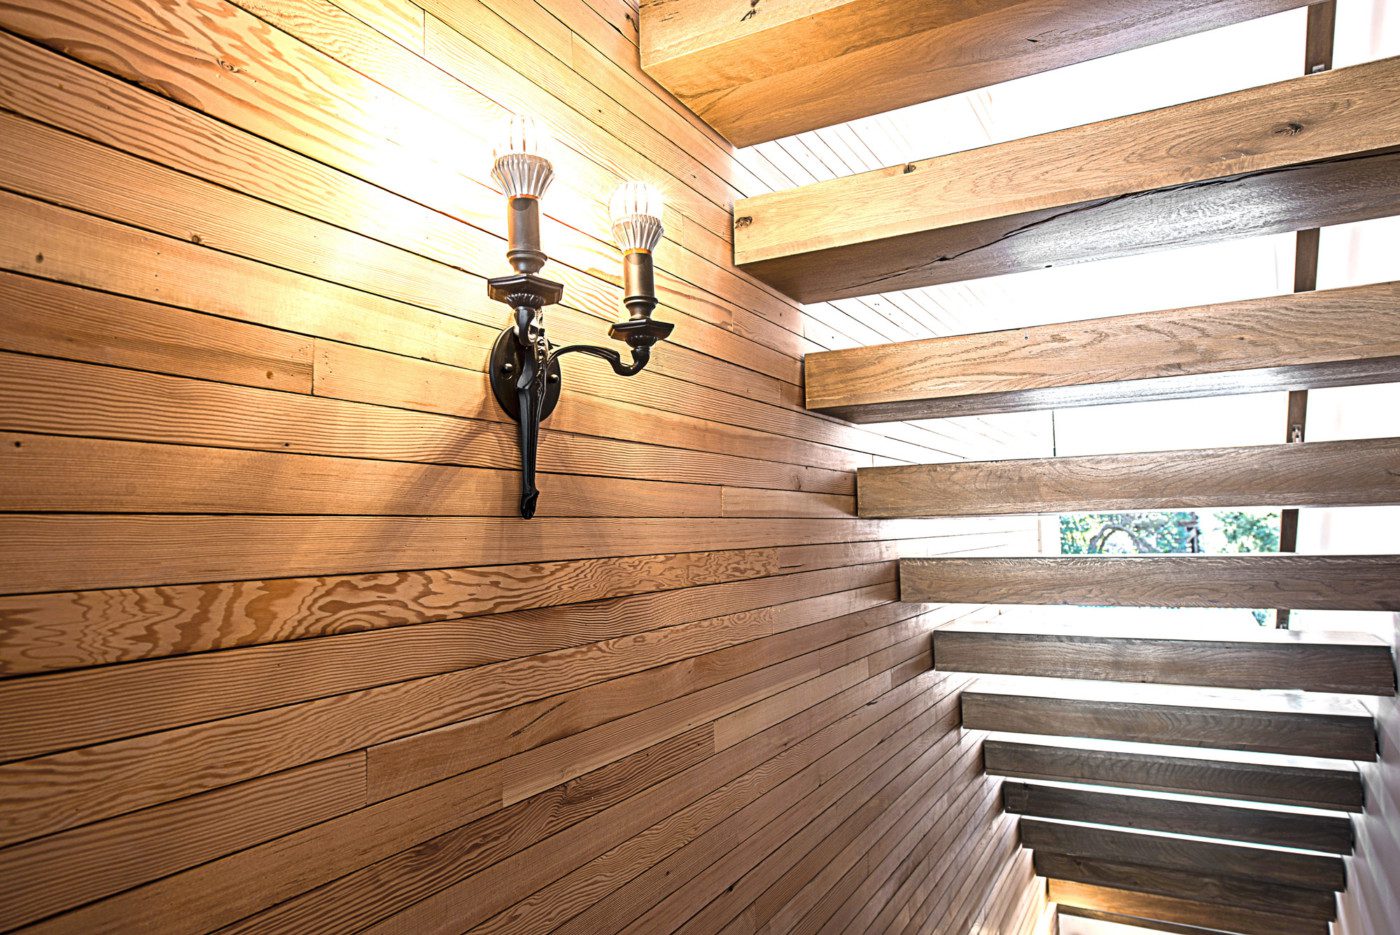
491, 114, 554, 199
609, 181, 665, 254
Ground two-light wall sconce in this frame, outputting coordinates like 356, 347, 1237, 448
486, 115, 673, 519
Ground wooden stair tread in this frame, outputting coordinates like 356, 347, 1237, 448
804, 282, 1400, 422
736, 58, 1400, 302
932, 623, 1395, 695
1004, 781, 1354, 853
985, 737, 1364, 811
1040, 853, 1337, 920
1019, 817, 1345, 891
900, 555, 1400, 611
639, 0, 1315, 146
1051, 879, 1331, 935
963, 681, 1377, 760
858, 437, 1400, 517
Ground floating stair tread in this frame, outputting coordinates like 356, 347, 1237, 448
804, 281, 1400, 422
1004, 781, 1354, 853
984, 736, 1364, 811
963, 680, 1377, 760
859, 437, 1400, 516
932, 623, 1395, 694
900, 555, 1400, 612
1019, 817, 1346, 891
1051, 879, 1330, 935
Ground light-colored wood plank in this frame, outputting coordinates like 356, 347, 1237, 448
1020, 818, 1345, 891
641, 0, 1313, 146
806, 281, 1400, 421
983, 738, 1364, 811
1004, 781, 1354, 853
861, 437, 1400, 517
901, 555, 1400, 611
932, 622, 1396, 694
736, 57, 1400, 301
963, 682, 1377, 759
1048, 879, 1331, 935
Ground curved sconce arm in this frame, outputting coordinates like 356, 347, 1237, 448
483, 142, 673, 518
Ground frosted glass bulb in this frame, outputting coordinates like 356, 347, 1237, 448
609, 181, 665, 253
491, 114, 554, 198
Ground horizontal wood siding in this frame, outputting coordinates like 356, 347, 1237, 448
0, 0, 1037, 932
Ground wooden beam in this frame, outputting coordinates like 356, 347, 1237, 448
900, 555, 1400, 611
984, 738, 1365, 811
638, 0, 1315, 147
861, 437, 1400, 518
1020, 818, 1345, 891
804, 281, 1400, 422
932, 622, 1396, 694
1050, 880, 1330, 935
964, 683, 1377, 759
735, 57, 1400, 301
1004, 781, 1354, 853
1038, 853, 1336, 920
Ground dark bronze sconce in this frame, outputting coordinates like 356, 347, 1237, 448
486, 116, 674, 518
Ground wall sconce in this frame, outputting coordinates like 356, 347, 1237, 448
486, 116, 674, 518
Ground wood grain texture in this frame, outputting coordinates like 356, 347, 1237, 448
964, 683, 1377, 759
901, 555, 1400, 610
1037, 852, 1337, 919
932, 622, 1396, 693
984, 738, 1364, 810
1019, 818, 1345, 890
0, 0, 1037, 930
1004, 781, 1354, 853
1049, 879, 1330, 935
737, 55, 1400, 301
639, 0, 1311, 146
861, 436, 1400, 517
807, 281, 1400, 421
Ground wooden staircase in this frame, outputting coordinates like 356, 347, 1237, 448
644, 3, 1400, 931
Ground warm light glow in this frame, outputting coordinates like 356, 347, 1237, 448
491, 114, 554, 198
609, 180, 665, 253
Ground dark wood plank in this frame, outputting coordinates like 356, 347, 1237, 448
1037, 852, 1336, 920
1049, 879, 1331, 935
639, 0, 1313, 146
1020, 818, 1345, 890
932, 622, 1396, 694
963, 682, 1377, 760
984, 738, 1364, 811
805, 281, 1400, 421
901, 555, 1400, 611
1055, 904, 1236, 935
1004, 781, 1354, 853
735, 57, 1400, 301
860, 437, 1400, 518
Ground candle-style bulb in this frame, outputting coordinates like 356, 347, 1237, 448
609, 181, 665, 254
492, 114, 554, 199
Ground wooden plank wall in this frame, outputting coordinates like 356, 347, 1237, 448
0, 0, 1044, 932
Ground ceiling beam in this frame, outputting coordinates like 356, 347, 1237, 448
639, 0, 1317, 146
804, 281, 1400, 422
734, 57, 1400, 301
860, 437, 1400, 517
900, 555, 1400, 610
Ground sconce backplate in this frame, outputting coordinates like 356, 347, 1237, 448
489, 326, 562, 421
